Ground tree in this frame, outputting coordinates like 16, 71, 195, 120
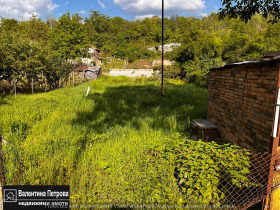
218, 0, 280, 22
49, 12, 89, 59
264, 22, 280, 51
85, 10, 111, 34
0, 31, 46, 92
44, 53, 72, 89
0, 18, 18, 31
18, 14, 49, 43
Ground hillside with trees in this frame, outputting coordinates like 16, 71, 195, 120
1, 11, 280, 91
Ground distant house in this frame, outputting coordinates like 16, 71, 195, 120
133, 60, 152, 68
89, 45, 103, 66
152, 59, 173, 66
148, 43, 181, 53
75, 65, 101, 80
75, 65, 88, 71
69, 45, 103, 66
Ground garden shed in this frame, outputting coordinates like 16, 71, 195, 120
208, 56, 280, 155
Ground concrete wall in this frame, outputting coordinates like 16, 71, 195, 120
208, 63, 279, 153
108, 69, 155, 77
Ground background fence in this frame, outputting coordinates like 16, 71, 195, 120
0, 71, 87, 95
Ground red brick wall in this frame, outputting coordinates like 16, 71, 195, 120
208, 63, 279, 153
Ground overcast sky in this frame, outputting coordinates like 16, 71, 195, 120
0, 0, 222, 20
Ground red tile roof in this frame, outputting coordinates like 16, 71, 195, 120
76, 66, 88, 71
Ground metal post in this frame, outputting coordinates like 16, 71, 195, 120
161, 0, 164, 96
265, 68, 280, 209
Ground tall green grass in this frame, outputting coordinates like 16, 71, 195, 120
0, 76, 208, 206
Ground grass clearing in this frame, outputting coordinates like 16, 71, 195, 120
0, 76, 208, 205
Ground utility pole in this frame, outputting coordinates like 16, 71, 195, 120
161, 0, 164, 96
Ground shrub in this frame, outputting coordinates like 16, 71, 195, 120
187, 71, 208, 88
154, 139, 256, 206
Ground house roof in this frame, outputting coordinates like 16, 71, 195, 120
88, 66, 101, 71
210, 56, 280, 71
76, 66, 88, 71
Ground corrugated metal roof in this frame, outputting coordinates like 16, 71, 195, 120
210, 57, 280, 71
229, 60, 261, 65
88, 66, 101, 72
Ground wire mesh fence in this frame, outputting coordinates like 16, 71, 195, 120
0, 71, 88, 95
72, 146, 280, 209
68, 148, 280, 209
210, 152, 279, 209
0, 133, 280, 209
157, 144, 280, 210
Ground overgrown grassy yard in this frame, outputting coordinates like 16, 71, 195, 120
0, 76, 208, 205
0, 76, 256, 208
2, 76, 253, 207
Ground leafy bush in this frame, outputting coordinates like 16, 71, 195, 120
152, 63, 180, 79
157, 139, 256, 206
187, 71, 208, 88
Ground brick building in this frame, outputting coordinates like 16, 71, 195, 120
208, 58, 280, 154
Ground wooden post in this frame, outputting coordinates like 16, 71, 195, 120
0, 136, 6, 207
14, 78, 16, 96
32, 77, 34, 94
45, 75, 47, 93
72, 72, 74, 85
83, 70, 85, 82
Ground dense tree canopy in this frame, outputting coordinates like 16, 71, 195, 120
49, 12, 89, 59
2, 10, 280, 88
218, 0, 280, 22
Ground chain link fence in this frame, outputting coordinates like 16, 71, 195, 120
0, 132, 279, 209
